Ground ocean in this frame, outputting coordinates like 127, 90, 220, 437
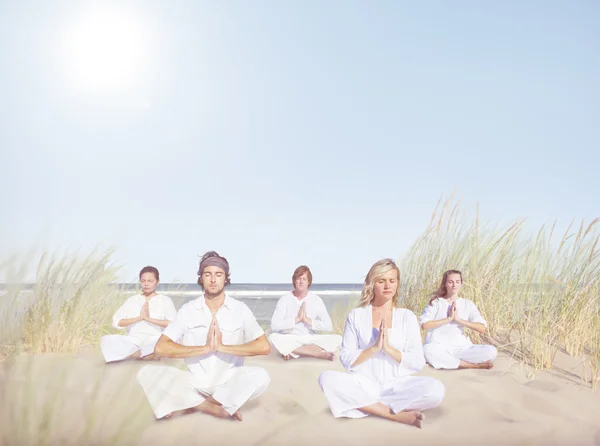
126, 283, 363, 323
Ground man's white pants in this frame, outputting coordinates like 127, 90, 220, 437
100, 334, 159, 363
136, 365, 270, 419
318, 371, 445, 418
423, 343, 497, 369
268, 333, 342, 358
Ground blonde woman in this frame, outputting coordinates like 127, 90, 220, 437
318, 259, 445, 428
420, 270, 497, 370
100, 266, 176, 362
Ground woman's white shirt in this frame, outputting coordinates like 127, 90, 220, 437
111, 293, 177, 339
419, 297, 487, 347
339, 305, 425, 384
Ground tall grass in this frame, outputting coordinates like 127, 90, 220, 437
331, 197, 600, 389
400, 198, 600, 388
1, 249, 128, 355
0, 249, 157, 445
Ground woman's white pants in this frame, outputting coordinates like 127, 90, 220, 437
100, 334, 159, 363
136, 365, 270, 419
318, 371, 445, 418
268, 333, 342, 358
423, 343, 497, 369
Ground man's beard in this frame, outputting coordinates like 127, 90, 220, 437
204, 285, 225, 298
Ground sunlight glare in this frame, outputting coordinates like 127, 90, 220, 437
63, 8, 147, 91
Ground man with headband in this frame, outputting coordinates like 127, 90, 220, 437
136, 251, 271, 421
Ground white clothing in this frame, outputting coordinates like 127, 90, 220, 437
137, 365, 270, 419
270, 291, 341, 358
270, 292, 334, 335
100, 293, 176, 363
423, 343, 497, 369
319, 305, 445, 418
419, 297, 497, 369
268, 333, 342, 358
136, 294, 270, 418
319, 372, 445, 419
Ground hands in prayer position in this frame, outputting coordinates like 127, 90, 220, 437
207, 318, 224, 352
295, 302, 312, 326
140, 301, 150, 320
373, 319, 392, 355
447, 302, 458, 323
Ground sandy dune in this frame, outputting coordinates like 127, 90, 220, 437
1, 348, 599, 446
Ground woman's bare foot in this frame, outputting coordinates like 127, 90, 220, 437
393, 410, 425, 428
318, 351, 335, 361
232, 410, 243, 421
283, 355, 291, 361
459, 360, 494, 370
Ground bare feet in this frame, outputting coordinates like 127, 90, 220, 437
318, 351, 335, 361
458, 360, 494, 370
393, 410, 425, 428
161, 402, 243, 421
477, 361, 494, 369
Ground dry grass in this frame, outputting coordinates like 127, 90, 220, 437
331, 197, 600, 389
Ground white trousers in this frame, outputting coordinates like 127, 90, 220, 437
268, 333, 342, 358
318, 371, 445, 419
100, 334, 159, 363
136, 365, 270, 419
423, 343, 498, 369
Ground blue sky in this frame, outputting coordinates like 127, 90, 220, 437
1, 1, 598, 283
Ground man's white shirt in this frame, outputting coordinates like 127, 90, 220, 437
270, 291, 333, 335
163, 294, 264, 385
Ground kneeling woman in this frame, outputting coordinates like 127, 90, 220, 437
319, 259, 445, 429
420, 270, 497, 370
100, 266, 177, 363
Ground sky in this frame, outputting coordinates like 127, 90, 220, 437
1, 1, 598, 283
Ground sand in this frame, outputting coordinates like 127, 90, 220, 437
1, 348, 599, 446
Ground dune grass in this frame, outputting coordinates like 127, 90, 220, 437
0, 249, 129, 357
331, 197, 600, 389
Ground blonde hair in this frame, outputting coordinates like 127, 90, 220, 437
358, 258, 401, 307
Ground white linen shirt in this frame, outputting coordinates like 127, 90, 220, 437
419, 297, 487, 347
339, 306, 426, 384
270, 291, 333, 335
111, 293, 177, 339
163, 294, 264, 384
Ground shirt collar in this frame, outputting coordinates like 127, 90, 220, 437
194, 293, 233, 311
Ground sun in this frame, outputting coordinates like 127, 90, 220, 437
63, 8, 148, 91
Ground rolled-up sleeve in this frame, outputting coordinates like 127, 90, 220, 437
163, 296, 177, 322
468, 301, 487, 326
396, 311, 426, 373
339, 310, 370, 372
419, 300, 437, 327
311, 297, 333, 332
111, 297, 135, 330
162, 308, 187, 342
242, 306, 265, 343
270, 297, 296, 332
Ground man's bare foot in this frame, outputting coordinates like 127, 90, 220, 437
393, 410, 425, 428
162, 408, 196, 420
141, 353, 160, 361
479, 361, 494, 369
283, 355, 291, 361
233, 410, 243, 421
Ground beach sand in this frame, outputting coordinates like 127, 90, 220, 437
1, 348, 599, 446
